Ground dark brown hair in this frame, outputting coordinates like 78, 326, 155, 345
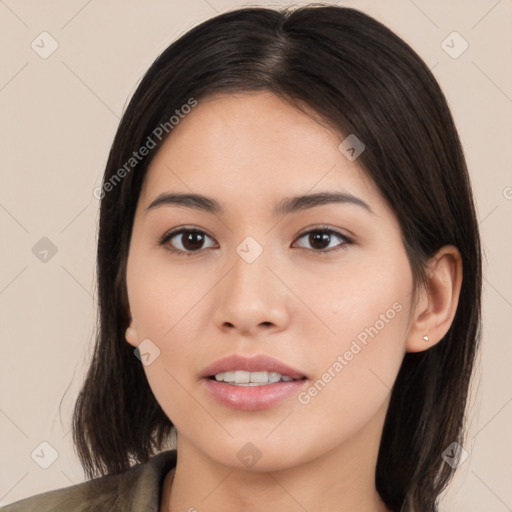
72, 4, 482, 511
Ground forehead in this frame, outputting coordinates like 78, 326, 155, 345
139, 92, 385, 216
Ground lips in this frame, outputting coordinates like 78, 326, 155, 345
200, 354, 308, 411
201, 354, 307, 380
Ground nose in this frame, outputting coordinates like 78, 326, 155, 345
213, 243, 291, 337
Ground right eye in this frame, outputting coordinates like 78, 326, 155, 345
159, 228, 218, 256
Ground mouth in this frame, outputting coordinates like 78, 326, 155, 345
201, 354, 308, 410
208, 370, 306, 386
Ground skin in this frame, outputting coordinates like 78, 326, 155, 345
124, 91, 462, 512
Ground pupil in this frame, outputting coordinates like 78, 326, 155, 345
310, 232, 330, 250
183, 231, 204, 250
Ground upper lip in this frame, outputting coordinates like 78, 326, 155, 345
201, 354, 307, 380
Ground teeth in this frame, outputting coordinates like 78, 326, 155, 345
249, 371, 269, 383
213, 370, 297, 385
268, 372, 281, 383
234, 370, 250, 383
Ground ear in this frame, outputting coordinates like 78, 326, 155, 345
124, 320, 139, 348
406, 245, 463, 353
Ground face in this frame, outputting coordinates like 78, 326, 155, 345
125, 91, 415, 472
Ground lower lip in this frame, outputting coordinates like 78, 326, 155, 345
202, 378, 308, 411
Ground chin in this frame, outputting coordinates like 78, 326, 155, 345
197, 436, 312, 473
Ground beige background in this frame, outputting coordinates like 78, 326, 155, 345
1, 0, 511, 509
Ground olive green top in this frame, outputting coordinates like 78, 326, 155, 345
1, 450, 177, 512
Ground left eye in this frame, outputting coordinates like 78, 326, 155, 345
159, 227, 351, 256
293, 228, 350, 252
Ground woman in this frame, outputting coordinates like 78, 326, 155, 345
2, 4, 482, 512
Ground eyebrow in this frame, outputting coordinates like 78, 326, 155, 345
145, 191, 375, 217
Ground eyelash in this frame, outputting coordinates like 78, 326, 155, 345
158, 226, 354, 257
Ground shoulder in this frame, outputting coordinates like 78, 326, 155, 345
0, 450, 177, 512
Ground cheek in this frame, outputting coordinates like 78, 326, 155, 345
125, 247, 215, 423
292, 252, 413, 407
294, 249, 412, 349
126, 244, 211, 339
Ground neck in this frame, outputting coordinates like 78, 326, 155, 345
162, 403, 391, 512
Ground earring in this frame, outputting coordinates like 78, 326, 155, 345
423, 335, 429, 342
